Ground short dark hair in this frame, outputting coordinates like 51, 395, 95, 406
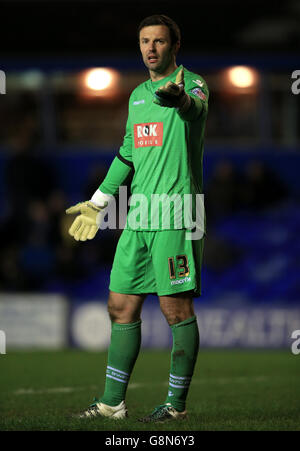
138, 15, 181, 46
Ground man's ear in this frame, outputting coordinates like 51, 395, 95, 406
173, 40, 180, 56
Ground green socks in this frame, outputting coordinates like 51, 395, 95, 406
165, 316, 199, 412
100, 316, 199, 411
100, 320, 141, 406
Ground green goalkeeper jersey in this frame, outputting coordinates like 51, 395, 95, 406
101, 64, 209, 231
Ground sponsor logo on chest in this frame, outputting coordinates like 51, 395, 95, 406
134, 122, 163, 148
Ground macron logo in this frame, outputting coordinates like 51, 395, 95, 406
133, 99, 145, 105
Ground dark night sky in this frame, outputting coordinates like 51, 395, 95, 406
1, 0, 300, 58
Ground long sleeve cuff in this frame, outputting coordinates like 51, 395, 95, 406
98, 156, 133, 196
177, 96, 205, 122
90, 189, 114, 207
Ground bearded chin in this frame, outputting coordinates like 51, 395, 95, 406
148, 56, 172, 73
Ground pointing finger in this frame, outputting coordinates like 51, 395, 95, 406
175, 67, 184, 87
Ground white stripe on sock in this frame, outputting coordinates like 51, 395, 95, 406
170, 374, 191, 380
107, 366, 129, 376
106, 375, 128, 384
169, 382, 187, 389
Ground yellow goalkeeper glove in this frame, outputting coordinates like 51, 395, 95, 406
65, 201, 107, 241
153, 67, 191, 112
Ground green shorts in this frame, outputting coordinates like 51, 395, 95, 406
109, 229, 204, 297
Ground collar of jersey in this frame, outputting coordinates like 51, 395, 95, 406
150, 65, 183, 89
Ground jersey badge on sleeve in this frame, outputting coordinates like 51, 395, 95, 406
190, 87, 207, 101
192, 79, 204, 88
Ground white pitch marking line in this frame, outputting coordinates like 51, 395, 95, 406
13, 385, 99, 395
13, 377, 268, 395
14, 387, 77, 395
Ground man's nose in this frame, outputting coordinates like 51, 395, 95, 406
148, 41, 156, 52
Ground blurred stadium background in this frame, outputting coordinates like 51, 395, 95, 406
0, 0, 300, 353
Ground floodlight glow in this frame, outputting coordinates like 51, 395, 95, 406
85, 68, 113, 91
227, 66, 256, 88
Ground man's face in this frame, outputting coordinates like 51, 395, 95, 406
139, 25, 179, 74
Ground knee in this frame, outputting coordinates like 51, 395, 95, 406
163, 311, 189, 326
160, 304, 190, 326
159, 295, 195, 326
107, 293, 142, 323
107, 300, 123, 322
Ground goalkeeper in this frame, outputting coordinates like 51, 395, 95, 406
66, 14, 209, 423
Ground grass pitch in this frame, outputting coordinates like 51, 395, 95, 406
0, 349, 299, 431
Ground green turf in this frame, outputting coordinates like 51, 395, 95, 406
0, 349, 299, 431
